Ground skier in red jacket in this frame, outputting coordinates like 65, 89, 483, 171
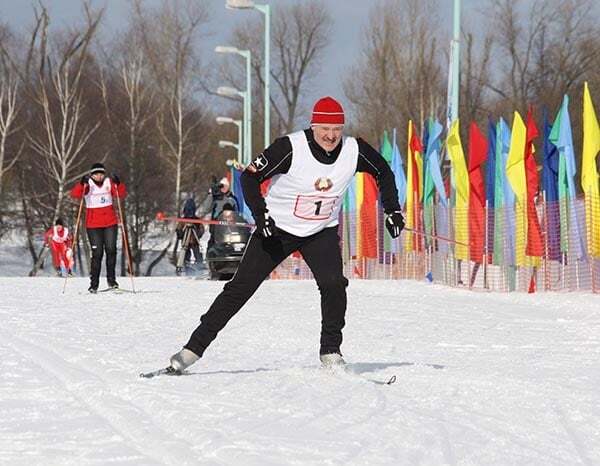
43, 218, 73, 276
71, 162, 126, 293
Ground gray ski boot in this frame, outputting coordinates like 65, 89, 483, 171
320, 352, 346, 368
169, 348, 199, 372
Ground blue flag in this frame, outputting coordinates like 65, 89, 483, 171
499, 118, 515, 266
425, 119, 448, 206
555, 95, 586, 259
542, 108, 561, 261
486, 117, 496, 256
391, 128, 407, 208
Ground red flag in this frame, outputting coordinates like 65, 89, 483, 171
360, 173, 379, 258
524, 108, 544, 257
468, 122, 487, 263
409, 122, 424, 251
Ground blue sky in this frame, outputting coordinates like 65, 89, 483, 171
0, 0, 478, 101
4, 0, 585, 121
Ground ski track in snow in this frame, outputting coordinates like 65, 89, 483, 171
1, 277, 600, 465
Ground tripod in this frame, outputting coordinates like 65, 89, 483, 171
176, 224, 204, 276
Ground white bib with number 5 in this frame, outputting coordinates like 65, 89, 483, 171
265, 130, 358, 237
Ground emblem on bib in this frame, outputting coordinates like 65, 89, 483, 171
314, 177, 333, 192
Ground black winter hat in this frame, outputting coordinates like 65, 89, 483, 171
90, 162, 105, 175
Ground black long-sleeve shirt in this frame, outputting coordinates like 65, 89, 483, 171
241, 128, 401, 221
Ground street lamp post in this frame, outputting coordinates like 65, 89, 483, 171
217, 86, 248, 164
215, 46, 252, 164
216, 116, 243, 164
225, 0, 270, 148
218, 140, 240, 152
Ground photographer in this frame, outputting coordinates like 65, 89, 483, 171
199, 177, 240, 220
175, 198, 205, 275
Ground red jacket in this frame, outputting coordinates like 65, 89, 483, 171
71, 179, 127, 228
44, 225, 73, 248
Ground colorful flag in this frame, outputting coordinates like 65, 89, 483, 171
582, 82, 600, 257
524, 108, 544, 259
390, 128, 406, 254
550, 95, 586, 259
486, 118, 496, 259
446, 120, 470, 260
542, 108, 561, 260
468, 122, 487, 264
360, 173, 379, 258
380, 131, 393, 255
506, 111, 527, 266
493, 118, 513, 265
390, 128, 407, 208
423, 119, 447, 246
404, 121, 424, 252
342, 176, 357, 259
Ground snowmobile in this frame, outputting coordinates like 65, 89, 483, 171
205, 210, 250, 280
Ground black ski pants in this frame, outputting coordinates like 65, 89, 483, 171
185, 226, 348, 358
87, 225, 118, 288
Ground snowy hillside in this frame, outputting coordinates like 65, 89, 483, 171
1, 277, 599, 465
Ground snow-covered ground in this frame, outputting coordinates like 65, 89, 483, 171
1, 277, 599, 465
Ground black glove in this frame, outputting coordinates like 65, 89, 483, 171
255, 211, 276, 238
80, 175, 90, 185
385, 211, 405, 238
110, 173, 120, 185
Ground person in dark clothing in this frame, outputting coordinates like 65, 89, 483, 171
71, 162, 126, 293
175, 198, 205, 275
198, 177, 240, 220
169, 96, 404, 371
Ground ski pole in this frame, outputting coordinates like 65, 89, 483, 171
403, 227, 470, 248
155, 211, 255, 228
62, 195, 85, 294
116, 193, 136, 293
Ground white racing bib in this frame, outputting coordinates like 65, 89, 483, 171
84, 178, 113, 209
265, 130, 358, 237
52, 226, 69, 243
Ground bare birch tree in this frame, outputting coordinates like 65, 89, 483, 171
23, 4, 104, 273
0, 67, 23, 200
344, 0, 444, 145
132, 0, 209, 213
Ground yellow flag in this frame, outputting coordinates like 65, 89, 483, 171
355, 172, 364, 258
582, 82, 600, 257
446, 120, 469, 260
505, 112, 528, 266
404, 121, 415, 251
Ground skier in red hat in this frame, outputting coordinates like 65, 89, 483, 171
168, 96, 405, 372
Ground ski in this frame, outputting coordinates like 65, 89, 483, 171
139, 366, 182, 378
322, 365, 397, 386
99, 287, 135, 293
350, 372, 396, 386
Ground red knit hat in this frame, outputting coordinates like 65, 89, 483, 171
310, 96, 345, 125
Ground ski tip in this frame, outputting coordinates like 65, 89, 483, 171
386, 375, 397, 385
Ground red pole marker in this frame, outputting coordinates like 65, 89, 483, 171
403, 227, 470, 248
155, 212, 255, 229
